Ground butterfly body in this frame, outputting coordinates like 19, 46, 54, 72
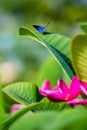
33, 25, 46, 33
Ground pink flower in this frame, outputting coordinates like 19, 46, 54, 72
39, 76, 87, 106
11, 104, 25, 113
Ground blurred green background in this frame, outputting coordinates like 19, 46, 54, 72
0, 0, 87, 85
0, 0, 87, 125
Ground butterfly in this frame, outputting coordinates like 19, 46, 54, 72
33, 21, 51, 34
33, 25, 46, 33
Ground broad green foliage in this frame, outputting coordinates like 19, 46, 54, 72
71, 34, 87, 82
9, 107, 87, 130
2, 82, 40, 105
19, 27, 74, 84
80, 24, 87, 33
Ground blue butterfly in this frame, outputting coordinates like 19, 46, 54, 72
33, 25, 46, 33
33, 22, 51, 34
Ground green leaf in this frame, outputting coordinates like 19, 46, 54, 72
80, 23, 87, 33
9, 107, 87, 130
37, 56, 73, 87
71, 34, 87, 82
38, 98, 69, 111
19, 27, 74, 83
2, 82, 41, 105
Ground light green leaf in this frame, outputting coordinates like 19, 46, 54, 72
19, 27, 74, 84
2, 82, 40, 105
71, 34, 87, 82
9, 107, 87, 130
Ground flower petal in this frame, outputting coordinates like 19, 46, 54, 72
80, 81, 87, 95
69, 76, 82, 99
67, 99, 87, 106
39, 80, 51, 96
39, 80, 66, 101
11, 104, 25, 113
46, 90, 66, 102
57, 79, 69, 96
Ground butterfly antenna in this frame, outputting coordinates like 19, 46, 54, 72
45, 20, 51, 28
